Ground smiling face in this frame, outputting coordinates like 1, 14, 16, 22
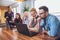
16, 13, 20, 19
30, 11, 37, 18
8, 6, 12, 12
39, 9, 48, 19
30, 8, 38, 18
16, 14, 19, 19
24, 11, 28, 18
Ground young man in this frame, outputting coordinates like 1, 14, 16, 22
4, 6, 14, 30
39, 6, 60, 37
28, 6, 60, 37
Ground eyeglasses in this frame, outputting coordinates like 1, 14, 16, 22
39, 12, 46, 15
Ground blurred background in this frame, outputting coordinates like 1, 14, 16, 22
0, 0, 60, 23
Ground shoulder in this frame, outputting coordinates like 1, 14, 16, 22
12, 12, 14, 13
48, 14, 59, 23
11, 11, 14, 14
48, 14, 58, 20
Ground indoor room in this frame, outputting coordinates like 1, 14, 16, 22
0, 0, 60, 40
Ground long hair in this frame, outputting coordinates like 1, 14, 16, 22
16, 13, 22, 23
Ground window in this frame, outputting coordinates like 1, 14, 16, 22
12, 8, 17, 18
12, 2, 26, 18
34, 0, 60, 13
34, 0, 60, 20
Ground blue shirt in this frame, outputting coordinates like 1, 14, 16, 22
40, 14, 60, 37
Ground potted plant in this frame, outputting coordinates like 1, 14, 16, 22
23, 6, 29, 12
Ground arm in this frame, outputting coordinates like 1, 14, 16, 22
48, 17, 59, 36
28, 22, 40, 32
28, 18, 33, 28
11, 12, 14, 22
28, 17, 41, 32
12, 12, 14, 19
12, 12, 14, 17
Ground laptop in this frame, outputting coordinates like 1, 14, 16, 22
16, 23, 38, 37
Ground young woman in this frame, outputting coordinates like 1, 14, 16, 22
14, 13, 22, 23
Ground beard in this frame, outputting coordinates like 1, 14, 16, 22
41, 16, 47, 19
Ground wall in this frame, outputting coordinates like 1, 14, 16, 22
0, 6, 8, 23
0, 0, 25, 23
0, 8, 1, 17
15, 0, 24, 2
34, 0, 60, 20
0, 8, 1, 23
35, 0, 60, 13
25, 0, 34, 8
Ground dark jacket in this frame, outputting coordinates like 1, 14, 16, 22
14, 18, 22, 23
4, 11, 14, 21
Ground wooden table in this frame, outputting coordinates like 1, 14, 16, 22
0, 27, 56, 40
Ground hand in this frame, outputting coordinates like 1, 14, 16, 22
42, 30, 48, 35
12, 18, 14, 22
12, 18, 14, 21
6, 16, 9, 18
28, 27, 38, 32
37, 17, 41, 22
14, 26, 16, 28
9, 21, 12, 23
28, 27, 32, 32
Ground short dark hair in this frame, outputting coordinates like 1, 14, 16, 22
39, 6, 49, 12
8, 6, 10, 8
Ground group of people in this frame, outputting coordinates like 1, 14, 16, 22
4, 6, 60, 39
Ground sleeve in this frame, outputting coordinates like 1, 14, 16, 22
14, 18, 16, 23
12, 12, 14, 17
48, 16, 59, 36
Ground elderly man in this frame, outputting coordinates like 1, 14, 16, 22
23, 11, 29, 25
